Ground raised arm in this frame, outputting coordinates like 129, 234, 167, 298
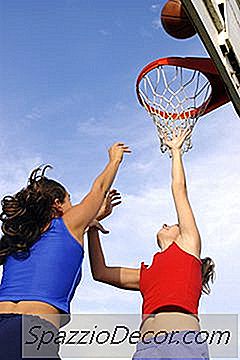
88, 224, 140, 290
164, 128, 201, 255
87, 190, 140, 290
63, 142, 131, 238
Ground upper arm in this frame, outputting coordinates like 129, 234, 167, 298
63, 185, 106, 236
172, 186, 201, 253
96, 267, 140, 291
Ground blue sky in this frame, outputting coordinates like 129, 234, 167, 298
0, 1, 239, 359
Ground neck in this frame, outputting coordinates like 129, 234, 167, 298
160, 240, 174, 252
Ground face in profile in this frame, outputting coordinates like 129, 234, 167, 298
62, 193, 72, 213
156, 224, 180, 249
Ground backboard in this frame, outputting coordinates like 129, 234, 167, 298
181, 0, 240, 117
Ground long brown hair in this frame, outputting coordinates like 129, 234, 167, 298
201, 257, 215, 294
0, 165, 66, 265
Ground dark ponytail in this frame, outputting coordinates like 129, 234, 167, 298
201, 257, 215, 294
0, 165, 66, 265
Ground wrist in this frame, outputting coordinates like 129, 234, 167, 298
109, 158, 122, 166
171, 148, 181, 156
88, 219, 100, 229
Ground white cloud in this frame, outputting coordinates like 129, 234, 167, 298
77, 117, 117, 137
76, 104, 146, 141
99, 29, 111, 37
0, 155, 43, 197
24, 93, 84, 125
151, 4, 161, 12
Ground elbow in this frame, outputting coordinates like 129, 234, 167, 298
92, 271, 105, 282
92, 272, 101, 281
92, 265, 110, 283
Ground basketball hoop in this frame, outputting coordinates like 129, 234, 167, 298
136, 57, 230, 155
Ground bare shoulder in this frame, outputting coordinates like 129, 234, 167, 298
175, 238, 201, 261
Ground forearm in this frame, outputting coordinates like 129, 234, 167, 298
171, 149, 186, 191
92, 159, 121, 195
87, 226, 140, 290
87, 227, 107, 280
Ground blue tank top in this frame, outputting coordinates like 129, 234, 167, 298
0, 217, 84, 327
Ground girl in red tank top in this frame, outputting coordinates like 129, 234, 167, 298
88, 128, 215, 359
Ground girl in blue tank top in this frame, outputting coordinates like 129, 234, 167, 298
0, 142, 131, 360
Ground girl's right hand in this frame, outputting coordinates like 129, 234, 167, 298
96, 189, 121, 221
163, 127, 192, 151
108, 142, 131, 163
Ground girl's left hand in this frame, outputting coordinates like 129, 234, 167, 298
96, 189, 122, 221
88, 219, 110, 234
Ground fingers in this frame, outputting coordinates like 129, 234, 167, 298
172, 127, 177, 138
122, 145, 131, 153
163, 126, 191, 140
114, 142, 125, 146
108, 190, 121, 200
110, 192, 122, 207
161, 130, 168, 144
112, 142, 132, 153
111, 201, 122, 208
108, 142, 131, 163
108, 189, 118, 196
98, 226, 110, 234
173, 126, 184, 137
110, 190, 121, 199
89, 220, 110, 234
160, 125, 192, 152
97, 223, 110, 234
110, 191, 121, 198
111, 195, 121, 202
107, 189, 122, 207
181, 127, 192, 140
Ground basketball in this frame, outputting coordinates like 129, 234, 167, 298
161, 0, 197, 39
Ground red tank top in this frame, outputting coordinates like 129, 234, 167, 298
139, 242, 202, 320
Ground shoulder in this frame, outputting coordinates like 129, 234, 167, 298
174, 240, 202, 263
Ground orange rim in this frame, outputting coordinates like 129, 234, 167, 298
136, 57, 230, 118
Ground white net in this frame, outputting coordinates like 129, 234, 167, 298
138, 64, 212, 155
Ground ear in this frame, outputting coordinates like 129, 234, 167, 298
52, 198, 64, 214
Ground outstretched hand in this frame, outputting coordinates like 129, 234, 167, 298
87, 190, 121, 234
108, 142, 131, 163
96, 189, 122, 221
162, 127, 192, 151
88, 219, 110, 234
